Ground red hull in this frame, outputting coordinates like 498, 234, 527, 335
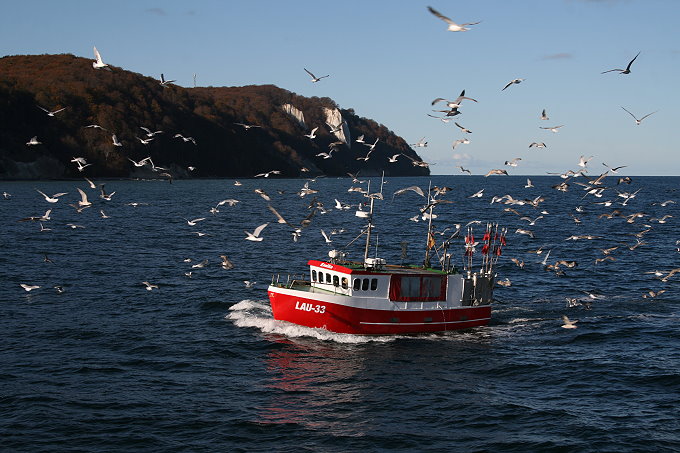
268, 289, 491, 335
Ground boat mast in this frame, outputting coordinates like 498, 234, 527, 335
363, 180, 373, 263
363, 173, 385, 264
423, 181, 433, 268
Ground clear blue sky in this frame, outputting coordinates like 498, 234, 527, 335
1, 0, 678, 175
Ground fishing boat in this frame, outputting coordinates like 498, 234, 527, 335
268, 180, 506, 335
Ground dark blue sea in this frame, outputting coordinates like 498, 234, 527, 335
1, 175, 678, 452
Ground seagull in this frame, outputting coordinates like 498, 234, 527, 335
254, 170, 281, 178
621, 107, 657, 125
99, 184, 115, 200
364, 137, 380, 151
427, 6, 481, 32
304, 68, 329, 82
136, 136, 154, 145
456, 165, 472, 175
220, 255, 235, 270
454, 122, 472, 133
515, 228, 535, 239
254, 189, 271, 201
504, 158, 522, 167
84, 177, 96, 189
355, 134, 365, 144
111, 134, 123, 146
128, 157, 151, 167
540, 109, 549, 120
602, 163, 627, 173
36, 189, 67, 203
183, 217, 206, 226
321, 229, 333, 244
540, 125, 564, 133
388, 154, 401, 163
20, 284, 40, 292
411, 137, 428, 148
393, 186, 425, 198
234, 122, 261, 130
74, 160, 92, 172
92, 46, 108, 69
485, 169, 509, 177
316, 151, 334, 159
100, 209, 110, 218
502, 78, 524, 91
142, 281, 158, 291
561, 315, 578, 329
26, 136, 42, 146
601, 51, 640, 74
38, 105, 67, 117
524, 178, 534, 188
432, 90, 478, 109
191, 259, 209, 268
452, 138, 470, 149
529, 142, 546, 148
77, 188, 92, 207
140, 127, 163, 138
303, 127, 319, 139
159, 73, 175, 87
469, 188, 484, 198
245, 223, 269, 241
85, 124, 107, 130
578, 155, 593, 168
173, 134, 197, 144
244, 280, 256, 288
19, 209, 52, 222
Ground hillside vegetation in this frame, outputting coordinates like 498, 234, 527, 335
0, 54, 429, 179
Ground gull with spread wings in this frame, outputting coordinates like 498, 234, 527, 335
602, 51, 640, 74
427, 6, 480, 32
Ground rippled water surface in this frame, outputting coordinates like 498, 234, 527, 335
1, 175, 678, 452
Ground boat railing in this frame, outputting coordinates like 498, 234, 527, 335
271, 273, 309, 289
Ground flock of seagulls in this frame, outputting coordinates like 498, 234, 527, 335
6, 7, 677, 334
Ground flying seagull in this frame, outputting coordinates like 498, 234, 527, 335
427, 6, 481, 32
502, 78, 524, 91
455, 122, 472, 133
26, 136, 42, 146
431, 90, 478, 109
601, 51, 640, 74
245, 223, 269, 242
92, 46, 108, 69
304, 68, 329, 82
540, 125, 564, 133
36, 189, 68, 203
621, 107, 657, 125
561, 315, 578, 329
159, 73, 175, 87
38, 105, 67, 117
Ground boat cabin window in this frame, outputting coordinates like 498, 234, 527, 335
311, 270, 317, 282
326, 273, 331, 283
353, 277, 379, 292
389, 275, 446, 301
333, 275, 339, 287
341, 277, 348, 289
